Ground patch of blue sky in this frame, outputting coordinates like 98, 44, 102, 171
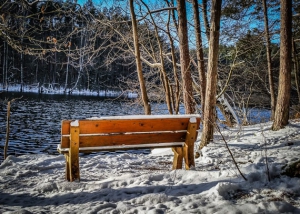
74, 0, 279, 46
77, 0, 127, 6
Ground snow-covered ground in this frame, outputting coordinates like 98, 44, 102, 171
1, 120, 300, 214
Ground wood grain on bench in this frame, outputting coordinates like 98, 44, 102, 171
58, 115, 201, 182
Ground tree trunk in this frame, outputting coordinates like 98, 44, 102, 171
20, 48, 24, 92
65, 18, 73, 93
65, 45, 71, 92
2, 41, 7, 89
199, 0, 222, 149
129, 0, 151, 115
262, 0, 276, 120
192, 0, 206, 116
272, 0, 292, 130
176, 0, 195, 114
167, 6, 180, 114
202, 0, 210, 41
35, 61, 38, 83
292, 40, 300, 103
70, 30, 84, 93
4, 101, 11, 160
5, 44, 8, 90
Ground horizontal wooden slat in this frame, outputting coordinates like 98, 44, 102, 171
60, 132, 187, 148
57, 142, 184, 154
61, 116, 201, 135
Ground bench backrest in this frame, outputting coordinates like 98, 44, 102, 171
60, 115, 201, 150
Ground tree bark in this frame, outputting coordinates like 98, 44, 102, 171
272, 0, 292, 130
200, 0, 222, 149
176, 0, 195, 114
20, 50, 24, 92
166, 5, 180, 114
192, 0, 206, 116
129, 0, 151, 115
202, 0, 210, 41
4, 101, 11, 160
262, 0, 276, 120
292, 39, 300, 103
3, 41, 7, 90
65, 44, 71, 92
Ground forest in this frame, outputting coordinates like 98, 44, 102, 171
0, 1, 300, 126
2, 2, 300, 212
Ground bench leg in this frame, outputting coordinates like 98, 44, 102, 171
64, 154, 70, 181
183, 144, 189, 169
184, 118, 198, 169
172, 147, 183, 169
69, 125, 80, 182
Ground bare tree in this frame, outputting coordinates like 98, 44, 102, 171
272, 0, 292, 130
262, 0, 276, 120
140, 0, 173, 114
2, 41, 8, 90
166, 0, 180, 114
192, 0, 206, 116
292, 39, 300, 103
200, 0, 222, 149
202, 0, 210, 40
176, 0, 195, 114
129, 0, 151, 115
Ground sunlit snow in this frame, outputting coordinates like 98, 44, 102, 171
1, 120, 300, 213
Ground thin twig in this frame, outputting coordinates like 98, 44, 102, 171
260, 124, 271, 182
4, 96, 23, 160
214, 124, 248, 181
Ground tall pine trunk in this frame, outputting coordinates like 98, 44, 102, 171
176, 0, 195, 114
272, 0, 292, 130
202, 0, 210, 41
199, 0, 222, 149
292, 40, 300, 103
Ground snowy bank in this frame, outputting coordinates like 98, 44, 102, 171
1, 120, 300, 213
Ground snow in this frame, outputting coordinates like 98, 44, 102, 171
86, 114, 201, 120
0, 84, 138, 98
1, 120, 300, 213
71, 120, 79, 127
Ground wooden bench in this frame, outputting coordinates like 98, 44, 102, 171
57, 114, 201, 182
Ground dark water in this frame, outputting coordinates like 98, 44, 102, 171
0, 92, 176, 161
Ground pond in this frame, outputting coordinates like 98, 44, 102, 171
0, 91, 270, 161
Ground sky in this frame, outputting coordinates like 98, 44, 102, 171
1, 119, 300, 213
73, 0, 281, 48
